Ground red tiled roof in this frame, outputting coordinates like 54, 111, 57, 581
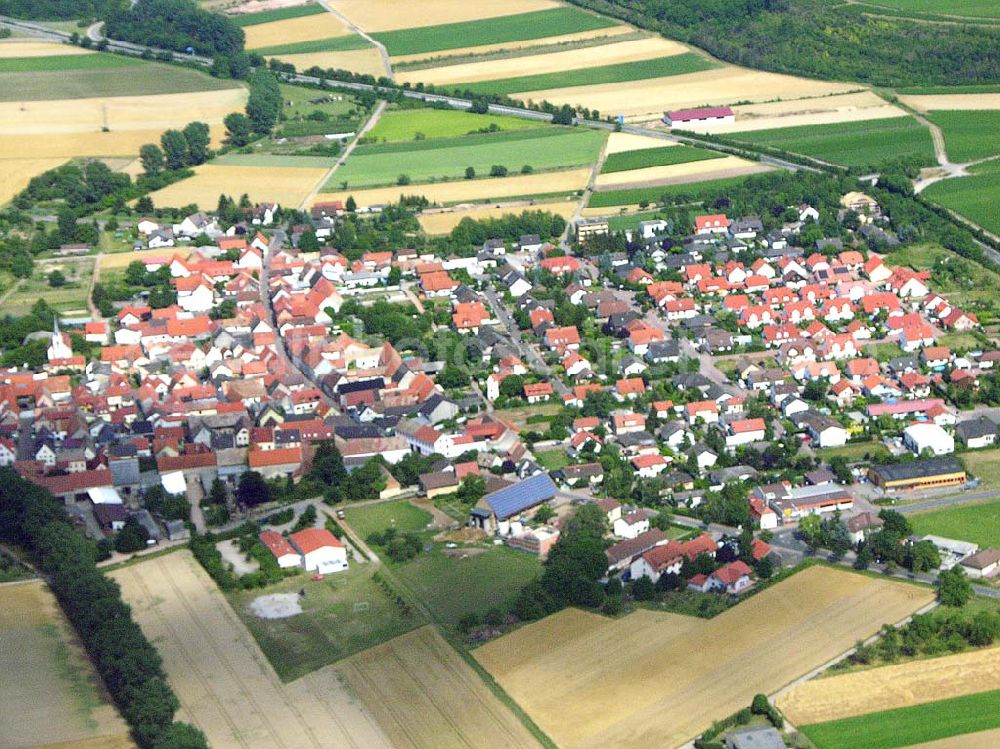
289, 527, 342, 554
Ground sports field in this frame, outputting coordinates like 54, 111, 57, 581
315, 166, 589, 208
396, 36, 690, 87
372, 8, 618, 56
592, 156, 770, 191
523, 65, 857, 121
335, 0, 560, 30
800, 690, 1000, 749
150, 163, 328, 209
335, 626, 542, 749
455, 53, 716, 97
779, 646, 1000, 725
729, 116, 936, 168
925, 110, 1000, 162
418, 200, 575, 234
0, 581, 132, 749
925, 162, 1000, 235
330, 127, 605, 189
908, 496, 1000, 549
474, 565, 932, 749
368, 108, 541, 142
601, 144, 724, 173
112, 551, 394, 749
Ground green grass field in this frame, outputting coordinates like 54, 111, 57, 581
372, 8, 618, 56
343, 500, 433, 540
453, 53, 716, 97
233, 2, 326, 25
729, 117, 936, 168
228, 565, 421, 681
535, 449, 570, 471
392, 545, 541, 630
925, 161, 1000, 235
0, 53, 141, 73
800, 689, 1000, 749
368, 107, 541, 142
0, 62, 240, 101
601, 144, 724, 174
815, 442, 891, 463
588, 174, 756, 208
862, 0, 1000, 19
926, 110, 1000, 163
250, 35, 371, 56
331, 127, 605, 189
910, 496, 1000, 549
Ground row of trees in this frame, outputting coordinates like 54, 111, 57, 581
0, 468, 206, 748
139, 122, 211, 176
223, 69, 283, 147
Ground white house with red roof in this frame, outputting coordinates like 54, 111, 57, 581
259, 530, 302, 569
693, 214, 730, 235
289, 528, 347, 573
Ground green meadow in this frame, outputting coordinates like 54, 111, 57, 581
601, 144, 724, 174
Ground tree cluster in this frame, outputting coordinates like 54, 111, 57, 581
105, 0, 245, 57
0, 467, 207, 749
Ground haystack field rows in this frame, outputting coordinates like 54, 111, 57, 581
593, 154, 769, 189
475, 566, 932, 749
333, 0, 562, 31
395, 36, 689, 87
389, 25, 635, 65
150, 163, 329, 209
0, 581, 133, 749
520, 66, 858, 122
900, 94, 1000, 112
418, 200, 577, 234
778, 646, 1000, 726
111, 551, 393, 749
0, 40, 94, 57
335, 626, 543, 749
243, 12, 351, 49
314, 167, 590, 208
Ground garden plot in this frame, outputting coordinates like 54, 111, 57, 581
475, 566, 932, 749
111, 551, 393, 749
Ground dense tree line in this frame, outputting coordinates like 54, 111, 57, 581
0, 0, 120, 18
105, 0, 244, 57
441, 210, 567, 255
568, 0, 1000, 87
0, 468, 207, 749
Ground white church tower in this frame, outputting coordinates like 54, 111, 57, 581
47, 317, 73, 362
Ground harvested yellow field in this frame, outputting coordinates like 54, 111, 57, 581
475, 566, 932, 749
900, 94, 1000, 112
0, 128, 229, 161
243, 13, 350, 49
0, 88, 246, 135
278, 47, 386, 76
111, 551, 393, 749
0, 157, 65, 206
419, 200, 576, 234
0, 41, 93, 57
605, 131, 677, 154
594, 154, 771, 188
316, 167, 590, 208
335, 626, 541, 749
777, 646, 1000, 725
390, 26, 634, 65
150, 164, 328, 209
336, 0, 560, 31
708, 91, 906, 134
398, 37, 688, 87
903, 729, 1000, 749
520, 66, 858, 122
1, 581, 132, 749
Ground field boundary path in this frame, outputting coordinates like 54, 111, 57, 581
298, 99, 386, 211
315, 0, 394, 82
561, 132, 611, 249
